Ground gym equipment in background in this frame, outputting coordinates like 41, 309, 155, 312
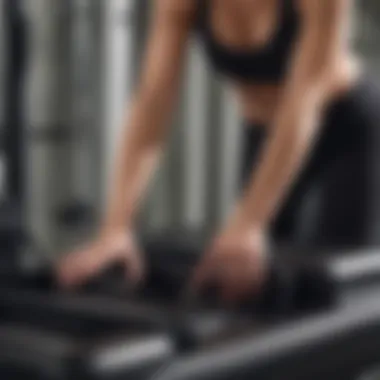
0, 0, 29, 259
20, 0, 137, 246
1, 0, 119, 257
23, 0, 99, 237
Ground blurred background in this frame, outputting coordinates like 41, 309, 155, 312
1, 0, 380, 254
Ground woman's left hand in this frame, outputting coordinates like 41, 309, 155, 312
191, 222, 269, 304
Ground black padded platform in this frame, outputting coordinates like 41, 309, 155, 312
0, 287, 249, 351
1, 232, 380, 379
151, 286, 380, 380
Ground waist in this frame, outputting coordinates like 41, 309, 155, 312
238, 56, 362, 128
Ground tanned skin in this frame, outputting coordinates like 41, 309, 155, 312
58, 0, 356, 303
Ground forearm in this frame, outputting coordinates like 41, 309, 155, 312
102, 94, 175, 232
230, 0, 347, 231
233, 89, 325, 230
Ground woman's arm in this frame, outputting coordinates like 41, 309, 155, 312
231, 0, 350, 231
103, 0, 195, 232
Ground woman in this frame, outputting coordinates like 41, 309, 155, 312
57, 0, 380, 303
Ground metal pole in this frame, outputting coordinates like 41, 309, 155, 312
100, 0, 136, 214
0, 0, 7, 200
23, 0, 73, 250
3, 0, 27, 204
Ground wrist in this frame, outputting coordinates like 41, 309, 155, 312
100, 219, 132, 238
229, 205, 266, 234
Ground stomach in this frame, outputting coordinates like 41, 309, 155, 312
233, 54, 362, 128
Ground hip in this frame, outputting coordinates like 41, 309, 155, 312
240, 71, 380, 186
239, 56, 362, 128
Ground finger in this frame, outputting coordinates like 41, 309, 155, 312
229, 253, 266, 297
219, 260, 240, 303
250, 256, 268, 295
192, 254, 222, 296
221, 264, 256, 305
57, 250, 85, 287
221, 269, 245, 305
84, 245, 118, 280
125, 250, 145, 287
66, 257, 97, 288
241, 257, 265, 298
68, 244, 106, 287
190, 253, 214, 292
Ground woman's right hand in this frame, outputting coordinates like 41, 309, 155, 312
56, 229, 144, 289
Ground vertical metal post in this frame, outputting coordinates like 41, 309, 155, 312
100, 0, 136, 213
218, 85, 240, 225
0, 0, 7, 200
0, 0, 6, 136
24, 0, 73, 249
3, 0, 27, 204
182, 39, 209, 230
69, 0, 100, 212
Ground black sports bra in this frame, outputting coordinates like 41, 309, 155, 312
196, 0, 299, 83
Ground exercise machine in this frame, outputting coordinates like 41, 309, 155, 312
2, 1, 380, 379
1, 230, 380, 379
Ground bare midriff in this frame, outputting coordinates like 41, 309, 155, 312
233, 55, 361, 128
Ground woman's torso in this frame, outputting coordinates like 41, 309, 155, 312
195, 0, 360, 126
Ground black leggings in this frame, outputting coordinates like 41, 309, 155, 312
241, 75, 380, 249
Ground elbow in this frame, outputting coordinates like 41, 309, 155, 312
305, 54, 338, 91
129, 90, 175, 149
136, 88, 174, 118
